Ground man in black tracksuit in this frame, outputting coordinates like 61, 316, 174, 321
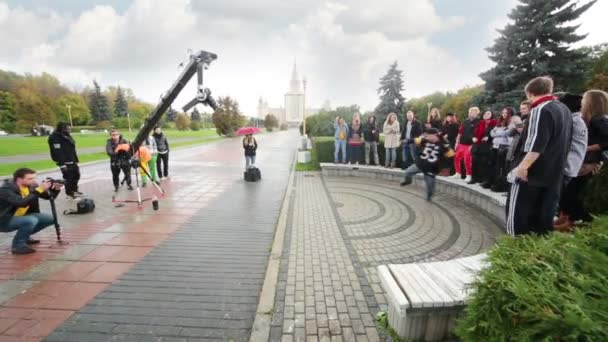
48, 122, 82, 198
506, 76, 572, 236
106, 129, 133, 192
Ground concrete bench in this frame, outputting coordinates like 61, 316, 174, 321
320, 163, 506, 229
378, 254, 488, 341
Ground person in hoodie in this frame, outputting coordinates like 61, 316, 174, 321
153, 127, 170, 180
47, 122, 82, 198
363, 115, 380, 165
554, 90, 608, 231
450, 107, 480, 182
141, 134, 159, 186
347, 114, 363, 165
442, 113, 460, 175
486, 107, 515, 191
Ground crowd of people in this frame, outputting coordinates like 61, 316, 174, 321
333, 76, 608, 235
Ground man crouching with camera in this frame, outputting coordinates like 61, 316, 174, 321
0, 168, 63, 254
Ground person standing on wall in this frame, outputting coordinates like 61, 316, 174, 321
48, 122, 82, 199
363, 115, 380, 166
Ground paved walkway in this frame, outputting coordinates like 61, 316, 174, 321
269, 173, 502, 342
0, 131, 295, 341
0, 130, 503, 341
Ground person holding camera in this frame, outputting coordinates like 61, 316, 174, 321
0, 168, 62, 254
106, 129, 133, 192
48, 122, 82, 199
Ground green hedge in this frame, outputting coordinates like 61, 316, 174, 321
313, 136, 409, 167
586, 167, 608, 216
456, 216, 608, 341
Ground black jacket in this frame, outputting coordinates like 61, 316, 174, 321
48, 132, 79, 166
0, 180, 56, 227
106, 137, 130, 164
154, 133, 170, 153
363, 121, 379, 142
442, 122, 460, 147
400, 120, 423, 143
243, 137, 258, 156
585, 115, 608, 163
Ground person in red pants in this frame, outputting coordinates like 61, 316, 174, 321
450, 107, 480, 182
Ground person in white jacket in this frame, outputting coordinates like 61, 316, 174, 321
383, 113, 401, 168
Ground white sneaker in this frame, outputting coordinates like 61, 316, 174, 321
449, 173, 461, 179
464, 175, 472, 183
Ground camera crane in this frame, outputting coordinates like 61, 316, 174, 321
113, 50, 219, 207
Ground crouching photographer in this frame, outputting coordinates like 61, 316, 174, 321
0, 168, 62, 254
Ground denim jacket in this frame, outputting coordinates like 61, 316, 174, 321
334, 122, 349, 141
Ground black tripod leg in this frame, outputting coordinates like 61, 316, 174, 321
140, 163, 165, 195
49, 197, 62, 242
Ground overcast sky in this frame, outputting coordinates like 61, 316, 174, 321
1, 0, 605, 116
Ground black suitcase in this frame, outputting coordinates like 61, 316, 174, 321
244, 167, 261, 182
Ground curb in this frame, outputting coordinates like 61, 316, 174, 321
249, 151, 297, 342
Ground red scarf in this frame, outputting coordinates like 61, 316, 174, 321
531, 95, 557, 109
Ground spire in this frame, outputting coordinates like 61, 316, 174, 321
290, 59, 301, 92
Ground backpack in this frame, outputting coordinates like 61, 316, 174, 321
64, 198, 95, 215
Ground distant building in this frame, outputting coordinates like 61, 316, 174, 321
257, 61, 319, 125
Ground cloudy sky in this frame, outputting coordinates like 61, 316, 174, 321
0, 0, 605, 116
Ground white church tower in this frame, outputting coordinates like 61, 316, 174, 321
284, 61, 305, 125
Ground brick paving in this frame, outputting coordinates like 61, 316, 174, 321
270, 173, 502, 341
0, 132, 296, 341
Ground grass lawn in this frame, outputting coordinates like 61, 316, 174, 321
0, 129, 218, 157
0, 136, 223, 177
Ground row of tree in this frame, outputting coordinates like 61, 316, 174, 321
373, 0, 607, 123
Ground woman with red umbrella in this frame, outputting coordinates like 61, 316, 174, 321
236, 127, 260, 169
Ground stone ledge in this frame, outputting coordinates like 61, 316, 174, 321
320, 163, 506, 231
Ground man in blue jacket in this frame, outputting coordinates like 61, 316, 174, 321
0, 168, 62, 254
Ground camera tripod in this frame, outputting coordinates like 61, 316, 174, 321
48, 192, 68, 245
112, 157, 165, 208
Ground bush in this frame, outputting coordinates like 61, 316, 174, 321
111, 117, 129, 129
95, 120, 113, 129
313, 136, 408, 166
280, 123, 288, 131
586, 167, 608, 216
456, 217, 608, 341
190, 121, 201, 131
175, 113, 191, 131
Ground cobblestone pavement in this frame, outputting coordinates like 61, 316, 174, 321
271, 173, 503, 341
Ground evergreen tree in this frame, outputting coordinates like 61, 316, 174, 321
166, 107, 178, 122
212, 96, 244, 136
89, 80, 111, 123
478, 0, 596, 108
114, 86, 129, 117
0, 90, 17, 132
375, 61, 405, 125
190, 107, 202, 122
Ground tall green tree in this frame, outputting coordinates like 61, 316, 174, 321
375, 61, 405, 125
190, 107, 202, 122
114, 86, 129, 117
212, 96, 245, 136
15, 86, 55, 132
166, 107, 178, 122
54, 94, 92, 126
478, 0, 596, 108
0, 90, 17, 132
89, 80, 111, 123
264, 114, 278, 132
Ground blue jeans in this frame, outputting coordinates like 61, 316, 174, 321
334, 140, 347, 163
402, 142, 417, 168
246, 155, 256, 168
385, 148, 397, 166
403, 164, 436, 201
1, 213, 54, 249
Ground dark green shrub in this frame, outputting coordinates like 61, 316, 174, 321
586, 167, 608, 216
456, 217, 608, 341
313, 136, 408, 167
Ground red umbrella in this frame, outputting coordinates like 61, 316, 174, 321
236, 127, 261, 136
